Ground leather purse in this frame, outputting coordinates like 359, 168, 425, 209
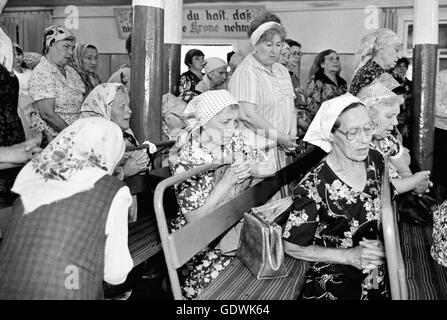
237, 197, 293, 280
397, 193, 437, 226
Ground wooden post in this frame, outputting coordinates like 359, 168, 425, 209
412, 0, 438, 171
163, 0, 183, 95
130, 0, 164, 144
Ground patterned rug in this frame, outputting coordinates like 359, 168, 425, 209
399, 221, 447, 300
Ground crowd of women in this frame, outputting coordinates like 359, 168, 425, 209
0, 0, 445, 300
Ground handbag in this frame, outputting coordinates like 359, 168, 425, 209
237, 197, 293, 280
396, 193, 437, 226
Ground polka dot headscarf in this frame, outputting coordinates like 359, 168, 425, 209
183, 90, 239, 127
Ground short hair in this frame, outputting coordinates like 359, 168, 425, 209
396, 57, 410, 68
285, 39, 301, 48
125, 34, 131, 55
331, 102, 366, 132
247, 11, 286, 44
184, 49, 205, 67
227, 51, 235, 64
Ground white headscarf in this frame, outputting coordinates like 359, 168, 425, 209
203, 57, 227, 74
303, 93, 363, 153
357, 81, 404, 109
12, 117, 125, 214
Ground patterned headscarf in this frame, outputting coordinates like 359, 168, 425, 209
304, 93, 364, 153
357, 82, 404, 109
69, 42, 102, 96
12, 117, 125, 213
81, 83, 127, 120
183, 89, 238, 127
43, 25, 75, 55
353, 28, 402, 74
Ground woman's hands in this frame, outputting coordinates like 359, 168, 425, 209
412, 171, 433, 195
277, 132, 298, 150
346, 238, 385, 271
122, 150, 149, 177
221, 161, 252, 186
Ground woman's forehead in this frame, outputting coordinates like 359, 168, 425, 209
339, 107, 370, 128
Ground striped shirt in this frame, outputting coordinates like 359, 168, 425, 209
228, 53, 295, 169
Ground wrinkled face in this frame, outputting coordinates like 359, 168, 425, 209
204, 105, 239, 146
82, 46, 98, 73
321, 52, 340, 74
278, 43, 290, 66
288, 45, 302, 68
255, 33, 282, 67
208, 66, 228, 87
49, 39, 75, 66
111, 90, 132, 130
378, 42, 403, 70
190, 55, 205, 72
393, 62, 408, 79
332, 106, 373, 162
370, 101, 400, 139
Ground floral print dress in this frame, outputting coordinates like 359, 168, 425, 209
169, 129, 268, 299
349, 59, 385, 96
178, 70, 203, 103
370, 134, 403, 180
283, 149, 389, 300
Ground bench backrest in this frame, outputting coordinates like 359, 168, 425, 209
381, 158, 408, 300
153, 155, 318, 300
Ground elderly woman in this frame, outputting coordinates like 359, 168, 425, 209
162, 93, 187, 141
81, 83, 151, 223
195, 57, 228, 93
357, 82, 432, 195
284, 93, 389, 300
228, 11, 297, 172
81, 83, 150, 179
278, 42, 290, 66
306, 49, 347, 117
70, 42, 102, 98
0, 117, 133, 299
29, 25, 85, 143
350, 28, 403, 96
179, 49, 205, 103
169, 89, 275, 299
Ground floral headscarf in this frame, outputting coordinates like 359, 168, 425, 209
12, 117, 125, 213
81, 83, 126, 120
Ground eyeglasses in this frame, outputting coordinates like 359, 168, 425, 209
335, 122, 377, 141
290, 52, 303, 57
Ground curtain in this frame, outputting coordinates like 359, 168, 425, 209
0, 10, 51, 53
381, 8, 398, 33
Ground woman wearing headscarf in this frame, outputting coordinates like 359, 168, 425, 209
0, 117, 133, 300
81, 83, 152, 223
169, 89, 275, 299
70, 42, 102, 98
228, 11, 297, 173
358, 82, 432, 195
350, 28, 403, 96
283, 93, 389, 300
29, 25, 85, 143
81, 83, 151, 180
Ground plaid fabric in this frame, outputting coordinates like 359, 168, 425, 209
196, 256, 309, 300
399, 220, 447, 300
0, 175, 124, 300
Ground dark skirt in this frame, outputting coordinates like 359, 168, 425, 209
433, 128, 447, 185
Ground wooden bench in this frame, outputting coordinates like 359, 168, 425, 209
381, 158, 408, 300
153, 155, 319, 300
